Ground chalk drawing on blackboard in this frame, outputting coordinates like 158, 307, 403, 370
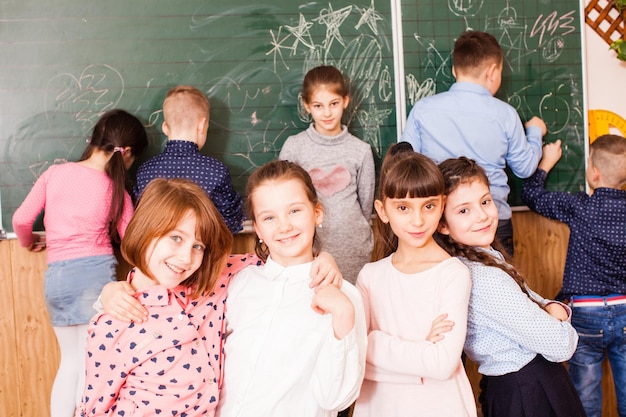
228, 120, 292, 176
147, 110, 163, 129
261, 1, 393, 162
355, 0, 384, 35
401, 0, 586, 202
315, 4, 353, 50
357, 97, 393, 156
268, 26, 297, 71
529, 11, 576, 48
285, 14, 316, 53
405, 35, 453, 104
45, 64, 125, 130
4, 63, 127, 225
405, 75, 436, 107
447, 0, 484, 30
448, 0, 485, 17
207, 67, 284, 134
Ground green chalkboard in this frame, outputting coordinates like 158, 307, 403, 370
0, 0, 397, 232
1, 0, 587, 231
400, 0, 586, 206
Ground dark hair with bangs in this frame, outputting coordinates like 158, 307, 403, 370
380, 152, 444, 200
121, 178, 232, 298
373, 151, 445, 259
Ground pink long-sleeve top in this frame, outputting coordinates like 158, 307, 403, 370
12, 163, 133, 263
77, 254, 261, 417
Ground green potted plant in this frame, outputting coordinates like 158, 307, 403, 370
609, 0, 626, 61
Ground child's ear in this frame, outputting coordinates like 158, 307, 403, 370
374, 200, 388, 224
343, 95, 350, 109
162, 121, 170, 137
314, 203, 324, 226
588, 165, 602, 189
485, 62, 498, 81
198, 116, 208, 133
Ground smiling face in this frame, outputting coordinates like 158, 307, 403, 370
137, 210, 206, 289
375, 194, 444, 250
303, 85, 349, 137
439, 179, 499, 249
251, 178, 323, 267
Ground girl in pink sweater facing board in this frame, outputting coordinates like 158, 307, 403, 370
12, 109, 148, 417
353, 151, 476, 417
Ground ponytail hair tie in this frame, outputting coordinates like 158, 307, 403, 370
113, 146, 125, 155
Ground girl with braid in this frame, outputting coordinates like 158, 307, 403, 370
436, 157, 584, 417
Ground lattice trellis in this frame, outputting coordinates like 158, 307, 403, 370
586, 0, 625, 45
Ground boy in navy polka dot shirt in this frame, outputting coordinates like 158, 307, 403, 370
522, 134, 626, 417
134, 86, 244, 233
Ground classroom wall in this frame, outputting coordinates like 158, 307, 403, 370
2, 2, 625, 417
584, 5, 626, 117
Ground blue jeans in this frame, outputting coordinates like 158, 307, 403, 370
568, 304, 626, 417
44, 254, 117, 326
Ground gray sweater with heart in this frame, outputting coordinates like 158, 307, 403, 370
279, 124, 375, 284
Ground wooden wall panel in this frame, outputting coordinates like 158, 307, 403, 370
0, 240, 20, 417
9, 240, 58, 417
513, 210, 570, 299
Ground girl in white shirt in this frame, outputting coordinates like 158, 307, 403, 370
216, 160, 367, 417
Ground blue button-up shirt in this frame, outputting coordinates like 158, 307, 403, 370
400, 82, 542, 220
522, 169, 626, 299
134, 140, 243, 233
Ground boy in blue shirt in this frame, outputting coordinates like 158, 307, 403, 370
522, 134, 626, 417
134, 85, 244, 233
400, 30, 547, 256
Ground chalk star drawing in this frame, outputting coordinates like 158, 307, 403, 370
267, 25, 296, 71
314, 3, 353, 50
357, 97, 393, 156
285, 14, 315, 52
355, 0, 383, 35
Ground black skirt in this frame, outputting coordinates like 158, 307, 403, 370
479, 355, 586, 417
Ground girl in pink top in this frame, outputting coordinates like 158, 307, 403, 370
12, 109, 148, 417
82, 176, 343, 416
77, 178, 249, 416
353, 151, 477, 417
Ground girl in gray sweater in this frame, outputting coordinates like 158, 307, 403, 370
279, 65, 375, 284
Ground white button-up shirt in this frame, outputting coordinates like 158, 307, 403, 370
217, 257, 367, 417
